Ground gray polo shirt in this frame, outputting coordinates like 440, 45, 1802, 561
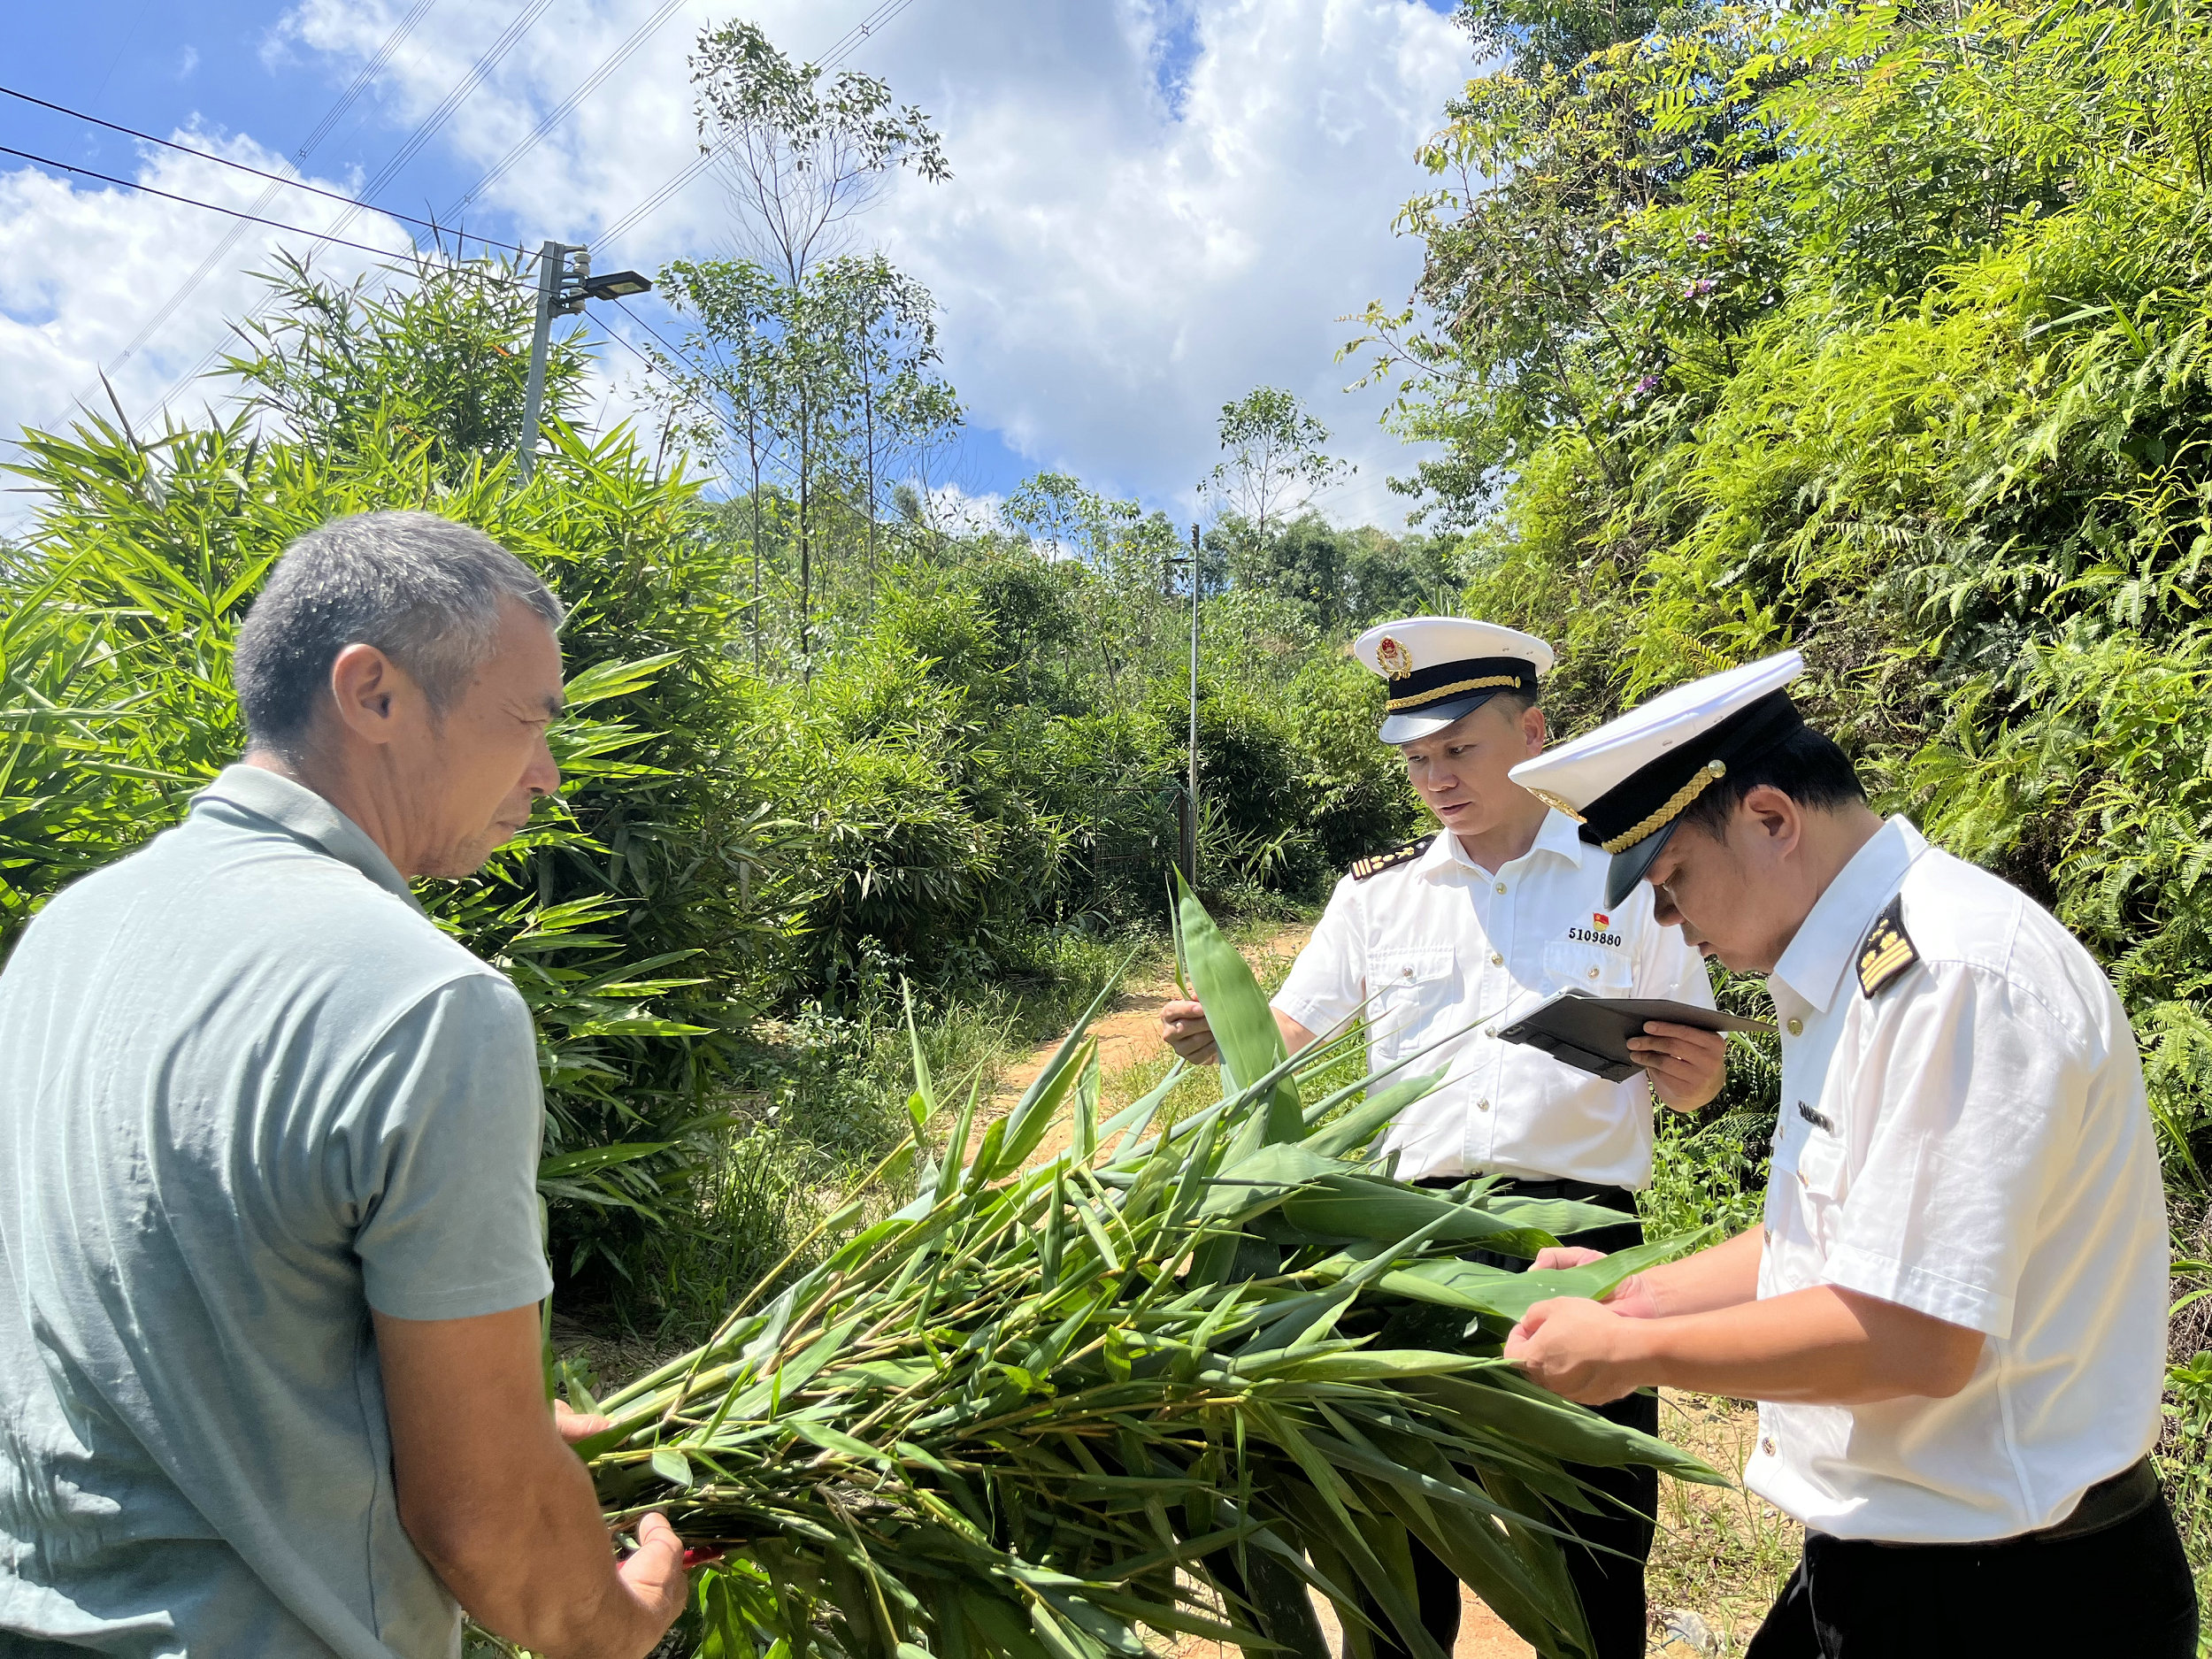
0, 765, 553, 1657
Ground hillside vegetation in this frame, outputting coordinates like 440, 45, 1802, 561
1352, 0, 2212, 1605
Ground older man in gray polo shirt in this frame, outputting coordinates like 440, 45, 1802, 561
0, 513, 687, 1657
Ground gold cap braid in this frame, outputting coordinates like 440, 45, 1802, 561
1599, 760, 1727, 855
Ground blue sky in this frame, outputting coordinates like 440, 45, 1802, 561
3, 0, 1470, 527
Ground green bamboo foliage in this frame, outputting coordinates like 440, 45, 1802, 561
579, 887, 1717, 1659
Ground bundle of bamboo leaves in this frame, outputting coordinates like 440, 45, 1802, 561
573, 888, 1719, 1659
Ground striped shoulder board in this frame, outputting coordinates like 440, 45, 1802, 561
1350, 834, 1437, 882
1855, 894, 1920, 998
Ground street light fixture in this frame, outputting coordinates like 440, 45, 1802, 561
516, 240, 657, 482
576, 269, 651, 303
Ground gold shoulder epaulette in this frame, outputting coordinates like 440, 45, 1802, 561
1350, 834, 1436, 882
1856, 894, 1919, 998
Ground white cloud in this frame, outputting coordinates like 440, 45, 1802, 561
265, 0, 1468, 526
3, 1, 1470, 532
871, 0, 1466, 526
912, 480, 1007, 538
0, 133, 416, 492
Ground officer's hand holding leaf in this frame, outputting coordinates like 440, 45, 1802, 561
1157, 998, 1220, 1064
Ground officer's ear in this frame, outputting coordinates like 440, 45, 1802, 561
1735, 784, 1803, 860
1519, 701, 1547, 756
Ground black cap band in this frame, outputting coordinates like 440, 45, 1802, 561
1382, 655, 1539, 713
1576, 690, 1806, 851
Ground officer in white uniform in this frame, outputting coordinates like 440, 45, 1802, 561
1502, 650, 2193, 1656
1160, 618, 1728, 1659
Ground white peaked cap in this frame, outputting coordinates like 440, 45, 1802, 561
1509, 649, 1809, 908
1352, 617, 1557, 743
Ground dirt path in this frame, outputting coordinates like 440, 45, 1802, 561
995, 920, 1316, 1106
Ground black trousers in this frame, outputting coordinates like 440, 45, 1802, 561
1744, 1487, 2199, 1658
1358, 1182, 1655, 1659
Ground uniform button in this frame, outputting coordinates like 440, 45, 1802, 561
1476, 1098, 1492, 1112
1402, 966, 1414, 978
1489, 952, 1503, 965
1494, 882, 1508, 895
1586, 967, 1601, 979
1786, 1017, 1803, 1036
1761, 1436, 1778, 1458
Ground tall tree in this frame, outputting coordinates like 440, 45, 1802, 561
651, 255, 962, 671
691, 18, 949, 286
683, 17, 952, 660
657, 258, 787, 663
1198, 388, 1353, 544
814, 254, 963, 598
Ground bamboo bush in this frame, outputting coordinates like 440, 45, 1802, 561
570, 885, 1717, 1659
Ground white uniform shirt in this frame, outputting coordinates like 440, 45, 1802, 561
1748, 818, 2169, 1542
1271, 810, 1714, 1187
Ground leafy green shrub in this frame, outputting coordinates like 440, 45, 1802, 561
2, 313, 780, 1286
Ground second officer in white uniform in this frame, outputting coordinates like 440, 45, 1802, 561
1160, 617, 1726, 1659
1501, 649, 2193, 1656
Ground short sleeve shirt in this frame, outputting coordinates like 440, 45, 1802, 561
0, 766, 554, 1657
1271, 810, 1714, 1187
1747, 818, 2168, 1542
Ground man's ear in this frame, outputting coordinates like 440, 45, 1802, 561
327, 642, 409, 748
1522, 703, 1548, 756
1737, 784, 1801, 855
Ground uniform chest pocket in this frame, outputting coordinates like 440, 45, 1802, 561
1368, 948, 1458, 1060
1793, 1116, 1847, 1199
1543, 940, 1633, 997
1776, 1110, 1849, 1255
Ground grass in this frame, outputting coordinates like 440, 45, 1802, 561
1645, 1394, 1800, 1655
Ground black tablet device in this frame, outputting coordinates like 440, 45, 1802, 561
1495, 990, 1772, 1082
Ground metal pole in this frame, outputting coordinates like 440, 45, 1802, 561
1186, 522, 1201, 887
517, 239, 568, 484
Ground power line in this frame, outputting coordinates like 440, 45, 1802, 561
445, 0, 691, 220
97, 0, 449, 382
291, 0, 448, 164
0, 85, 534, 257
16, 0, 923, 440
0, 143, 457, 272
359, 0, 560, 205
612, 296, 698, 372
144, 0, 561, 417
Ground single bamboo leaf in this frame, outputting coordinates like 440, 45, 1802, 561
1175, 873, 1301, 1141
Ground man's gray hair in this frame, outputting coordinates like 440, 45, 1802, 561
233, 511, 565, 752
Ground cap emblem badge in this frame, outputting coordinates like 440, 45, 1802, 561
1376, 635, 1414, 680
